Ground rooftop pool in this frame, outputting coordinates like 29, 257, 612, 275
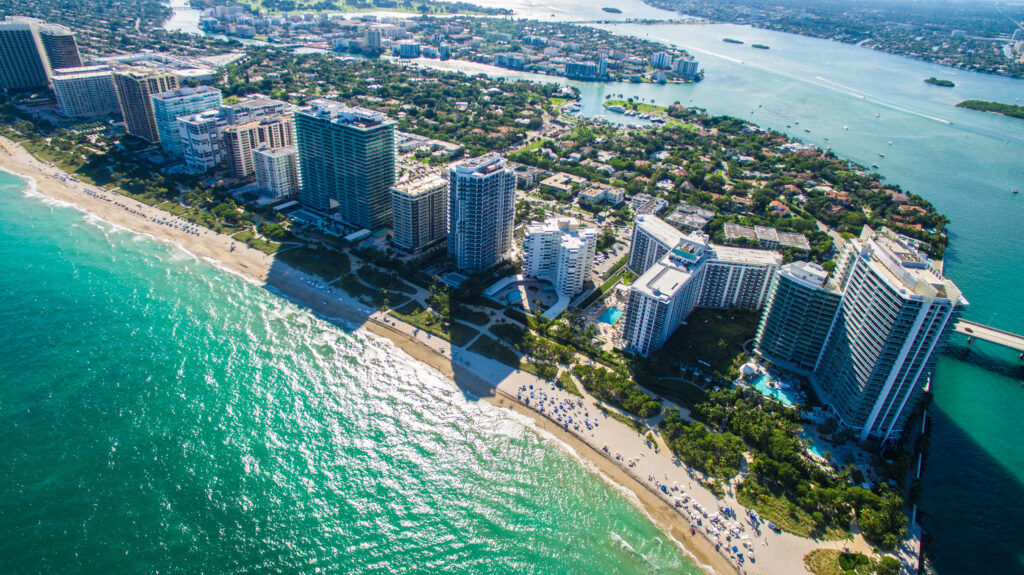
597, 306, 623, 325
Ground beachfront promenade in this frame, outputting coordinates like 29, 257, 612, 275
954, 319, 1024, 354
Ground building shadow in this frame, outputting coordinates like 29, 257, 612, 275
919, 402, 1024, 575
260, 254, 526, 406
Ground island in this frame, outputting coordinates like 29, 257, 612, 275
602, 6, 623, 13
924, 77, 955, 87
956, 100, 1024, 120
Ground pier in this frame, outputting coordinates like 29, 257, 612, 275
954, 319, 1024, 355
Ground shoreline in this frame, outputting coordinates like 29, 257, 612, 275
0, 135, 877, 575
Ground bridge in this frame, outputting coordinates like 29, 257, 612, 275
954, 319, 1024, 355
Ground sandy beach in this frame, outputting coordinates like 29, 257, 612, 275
0, 135, 898, 575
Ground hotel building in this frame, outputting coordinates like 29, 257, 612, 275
754, 261, 842, 373
753, 227, 965, 443
628, 214, 685, 275
0, 17, 80, 90
177, 95, 292, 173
814, 227, 965, 443
222, 114, 294, 177
448, 154, 516, 273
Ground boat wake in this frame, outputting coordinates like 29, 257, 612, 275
814, 76, 953, 124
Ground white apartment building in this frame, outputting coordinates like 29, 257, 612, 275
51, 66, 119, 118
814, 226, 966, 443
150, 85, 223, 158
523, 217, 599, 297
621, 243, 708, 357
622, 215, 782, 356
448, 154, 516, 273
177, 95, 292, 172
254, 145, 300, 199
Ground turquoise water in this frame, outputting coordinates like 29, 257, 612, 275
799, 431, 826, 459
0, 172, 701, 573
749, 374, 798, 408
506, 290, 522, 304
597, 307, 623, 325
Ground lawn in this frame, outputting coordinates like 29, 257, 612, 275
356, 265, 418, 294
232, 228, 282, 254
453, 306, 491, 326
450, 322, 481, 347
489, 322, 526, 346
157, 201, 221, 230
468, 335, 522, 369
337, 275, 410, 308
277, 246, 350, 279
639, 307, 759, 381
557, 371, 582, 396
642, 379, 708, 412
737, 476, 847, 541
604, 99, 667, 114
389, 302, 479, 346
803, 550, 877, 575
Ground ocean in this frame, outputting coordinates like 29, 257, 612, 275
0, 171, 701, 573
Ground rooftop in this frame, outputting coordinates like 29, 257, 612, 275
780, 261, 830, 289
633, 257, 700, 301
635, 214, 686, 247
710, 244, 783, 266
52, 66, 110, 79
151, 85, 220, 101
392, 172, 447, 197
453, 153, 508, 175
858, 226, 964, 304
301, 99, 393, 129
254, 145, 297, 158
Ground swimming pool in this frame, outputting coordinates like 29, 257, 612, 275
750, 373, 801, 407
597, 307, 623, 325
506, 291, 523, 304
800, 431, 827, 459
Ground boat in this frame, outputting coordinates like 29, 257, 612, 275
723, 38, 744, 44
878, 153, 886, 158
1014, 189, 1019, 194
751, 44, 770, 49
843, 125, 849, 130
